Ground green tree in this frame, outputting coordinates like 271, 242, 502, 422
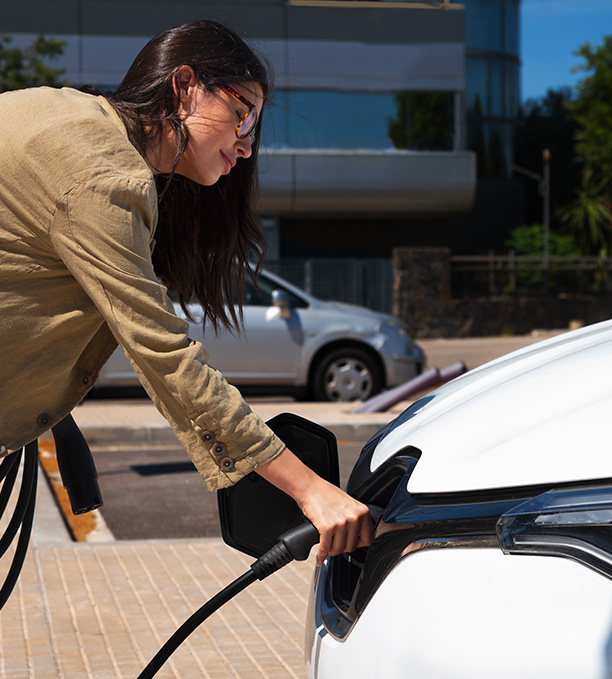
561, 35, 612, 254
0, 34, 68, 93
505, 223, 581, 290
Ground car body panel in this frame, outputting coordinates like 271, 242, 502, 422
370, 319, 612, 494
307, 548, 612, 679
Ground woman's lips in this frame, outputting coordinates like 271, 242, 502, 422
221, 151, 235, 174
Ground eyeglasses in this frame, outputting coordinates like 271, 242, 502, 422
223, 85, 258, 139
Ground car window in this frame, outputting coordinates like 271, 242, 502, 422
168, 275, 308, 309
242, 276, 308, 309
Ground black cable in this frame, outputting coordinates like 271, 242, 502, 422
136, 570, 257, 679
0, 443, 37, 560
0, 451, 22, 523
0, 440, 38, 610
136, 521, 320, 679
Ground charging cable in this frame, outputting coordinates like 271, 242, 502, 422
136, 520, 320, 679
0, 441, 38, 610
0, 413, 102, 613
137, 508, 382, 679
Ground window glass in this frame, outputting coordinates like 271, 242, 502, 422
503, 0, 520, 56
388, 92, 454, 151
464, 0, 501, 52
490, 58, 503, 117
242, 276, 308, 309
262, 90, 454, 151
466, 56, 488, 116
505, 61, 519, 118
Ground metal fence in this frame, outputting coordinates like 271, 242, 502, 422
264, 258, 395, 313
263, 255, 612, 315
452, 254, 612, 296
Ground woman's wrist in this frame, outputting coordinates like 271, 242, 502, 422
254, 446, 321, 507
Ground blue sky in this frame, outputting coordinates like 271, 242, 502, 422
521, 0, 612, 101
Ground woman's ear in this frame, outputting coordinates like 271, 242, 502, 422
173, 65, 197, 101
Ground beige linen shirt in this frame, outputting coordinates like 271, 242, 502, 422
0, 86, 285, 491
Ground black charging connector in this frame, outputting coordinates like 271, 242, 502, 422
250, 520, 319, 579
52, 414, 103, 515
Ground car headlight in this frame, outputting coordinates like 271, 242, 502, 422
378, 319, 409, 338
497, 486, 612, 580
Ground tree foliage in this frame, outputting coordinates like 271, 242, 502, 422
505, 223, 580, 258
0, 34, 68, 93
505, 223, 581, 290
561, 35, 612, 255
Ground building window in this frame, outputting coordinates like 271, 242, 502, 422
463, 0, 520, 178
387, 92, 455, 151
262, 90, 454, 151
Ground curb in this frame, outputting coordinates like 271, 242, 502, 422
76, 419, 392, 448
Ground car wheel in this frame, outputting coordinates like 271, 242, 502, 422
311, 347, 383, 402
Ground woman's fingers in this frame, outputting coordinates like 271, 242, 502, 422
311, 497, 373, 564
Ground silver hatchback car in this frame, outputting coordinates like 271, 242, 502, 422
95, 269, 425, 402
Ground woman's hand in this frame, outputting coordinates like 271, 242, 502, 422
255, 447, 373, 564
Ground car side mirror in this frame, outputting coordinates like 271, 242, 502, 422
272, 289, 292, 320
217, 413, 339, 559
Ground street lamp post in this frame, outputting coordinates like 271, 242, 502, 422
512, 148, 552, 265
542, 148, 551, 268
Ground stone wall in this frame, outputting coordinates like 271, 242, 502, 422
393, 247, 612, 338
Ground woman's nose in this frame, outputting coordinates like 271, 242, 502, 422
235, 135, 254, 159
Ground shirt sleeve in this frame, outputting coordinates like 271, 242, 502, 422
49, 172, 286, 491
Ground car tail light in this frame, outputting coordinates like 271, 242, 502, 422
497, 485, 612, 579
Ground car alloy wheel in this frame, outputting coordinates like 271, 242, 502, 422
311, 347, 383, 402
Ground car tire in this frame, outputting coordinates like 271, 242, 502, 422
311, 346, 383, 402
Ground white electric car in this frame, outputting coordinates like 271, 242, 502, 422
305, 318, 612, 678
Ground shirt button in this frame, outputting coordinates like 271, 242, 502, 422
200, 431, 215, 443
37, 413, 51, 428
81, 374, 92, 386
219, 456, 235, 471
212, 442, 226, 457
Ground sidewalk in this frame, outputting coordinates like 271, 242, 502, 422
2, 399, 405, 679
3, 440, 318, 679
1, 332, 559, 678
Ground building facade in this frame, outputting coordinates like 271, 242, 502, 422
4, 0, 522, 257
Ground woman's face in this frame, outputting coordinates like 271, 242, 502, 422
173, 68, 264, 186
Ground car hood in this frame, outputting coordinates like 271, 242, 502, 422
316, 300, 397, 325
371, 320, 612, 494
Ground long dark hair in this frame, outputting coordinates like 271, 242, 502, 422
103, 20, 270, 332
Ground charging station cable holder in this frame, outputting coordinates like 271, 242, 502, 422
52, 413, 103, 515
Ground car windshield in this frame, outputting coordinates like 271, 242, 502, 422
240, 275, 308, 308
167, 273, 308, 309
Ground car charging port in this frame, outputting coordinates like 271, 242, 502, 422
323, 453, 420, 634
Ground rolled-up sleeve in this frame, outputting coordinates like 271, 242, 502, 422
49, 173, 286, 490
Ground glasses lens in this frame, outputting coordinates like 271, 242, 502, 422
238, 109, 258, 138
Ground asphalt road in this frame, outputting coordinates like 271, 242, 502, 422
95, 439, 362, 540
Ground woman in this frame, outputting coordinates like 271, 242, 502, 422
0, 20, 371, 563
